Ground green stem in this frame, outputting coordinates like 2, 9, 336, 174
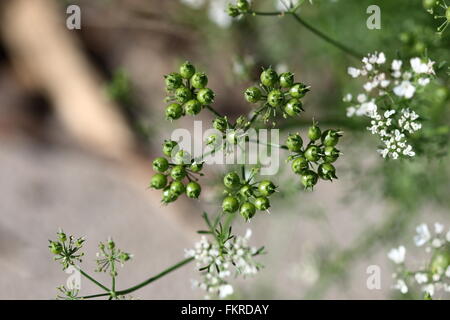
288, 12, 362, 59
80, 292, 110, 299
78, 268, 110, 292
251, 11, 282, 16
249, 138, 288, 150
115, 257, 194, 296
111, 259, 116, 294
249, 10, 362, 59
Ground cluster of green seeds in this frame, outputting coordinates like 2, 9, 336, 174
286, 121, 342, 189
222, 169, 277, 221
164, 61, 215, 120
227, 0, 251, 17
244, 67, 310, 122
150, 140, 203, 204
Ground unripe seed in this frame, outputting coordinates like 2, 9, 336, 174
224, 172, 241, 188
164, 73, 182, 90
175, 86, 192, 104
258, 180, 276, 196
163, 140, 178, 157
184, 99, 202, 115
227, 4, 240, 17
321, 129, 341, 147
49, 241, 63, 255
186, 181, 201, 199
291, 157, 309, 174
162, 187, 178, 204
213, 117, 228, 132
236, 0, 250, 12
422, 0, 436, 10
152, 157, 169, 172
267, 89, 284, 107
170, 165, 187, 181
300, 170, 318, 189
244, 86, 262, 103
239, 185, 254, 198
165, 103, 183, 120
197, 88, 215, 105
190, 162, 203, 173
289, 83, 308, 98
179, 61, 196, 79
240, 202, 256, 220
260, 68, 279, 87
318, 163, 337, 181
279, 72, 294, 88
308, 125, 321, 141
254, 197, 270, 211
150, 173, 167, 189
286, 133, 303, 152
191, 72, 208, 89
323, 146, 340, 163
222, 196, 240, 213
305, 145, 321, 162
170, 180, 185, 195
284, 98, 303, 116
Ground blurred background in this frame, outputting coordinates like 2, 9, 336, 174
0, 0, 449, 299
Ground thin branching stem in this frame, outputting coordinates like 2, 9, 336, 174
249, 10, 362, 59
115, 257, 194, 296
78, 268, 110, 292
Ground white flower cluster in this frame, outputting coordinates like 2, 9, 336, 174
388, 223, 450, 298
185, 229, 262, 299
344, 52, 435, 159
368, 108, 421, 159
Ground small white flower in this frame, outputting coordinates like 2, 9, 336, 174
380, 79, 390, 87
218, 284, 233, 298
422, 284, 435, 297
418, 78, 430, 86
434, 223, 444, 234
432, 238, 443, 248
410, 58, 435, 75
410, 58, 427, 74
393, 80, 416, 99
432, 273, 441, 281
377, 52, 386, 64
363, 82, 373, 92
392, 59, 402, 71
414, 224, 431, 247
415, 273, 428, 284
357, 94, 367, 103
388, 246, 406, 264
348, 67, 361, 78
346, 106, 356, 117
384, 110, 396, 118
343, 93, 352, 102
394, 279, 408, 294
